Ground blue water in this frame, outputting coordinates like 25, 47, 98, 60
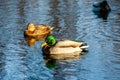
0, 0, 120, 80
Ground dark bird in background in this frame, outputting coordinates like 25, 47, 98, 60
92, 0, 111, 20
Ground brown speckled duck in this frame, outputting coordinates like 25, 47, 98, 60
24, 23, 53, 46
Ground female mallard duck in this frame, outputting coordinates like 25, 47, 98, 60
24, 23, 53, 46
92, 0, 111, 19
41, 35, 89, 55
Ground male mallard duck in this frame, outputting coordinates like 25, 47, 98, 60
24, 23, 53, 46
92, 0, 111, 19
41, 35, 89, 55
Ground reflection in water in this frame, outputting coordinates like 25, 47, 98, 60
93, 9, 110, 20
49, 0, 79, 39
45, 59, 56, 69
0, 0, 120, 80
52, 60, 90, 80
17, 0, 25, 16
16, 0, 26, 25
0, 52, 6, 79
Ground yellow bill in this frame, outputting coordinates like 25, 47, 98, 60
41, 42, 47, 47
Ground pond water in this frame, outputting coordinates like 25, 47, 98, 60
0, 0, 120, 80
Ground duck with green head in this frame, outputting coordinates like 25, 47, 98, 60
41, 35, 89, 55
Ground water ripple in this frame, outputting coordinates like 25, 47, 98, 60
0, 0, 120, 80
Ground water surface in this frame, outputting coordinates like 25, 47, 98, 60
0, 0, 120, 80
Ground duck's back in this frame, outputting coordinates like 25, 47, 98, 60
55, 40, 83, 48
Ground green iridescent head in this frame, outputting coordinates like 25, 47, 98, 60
45, 35, 57, 46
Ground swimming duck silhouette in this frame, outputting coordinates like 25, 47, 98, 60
92, 0, 111, 19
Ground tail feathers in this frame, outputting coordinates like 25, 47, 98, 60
80, 45, 89, 49
79, 42, 89, 49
